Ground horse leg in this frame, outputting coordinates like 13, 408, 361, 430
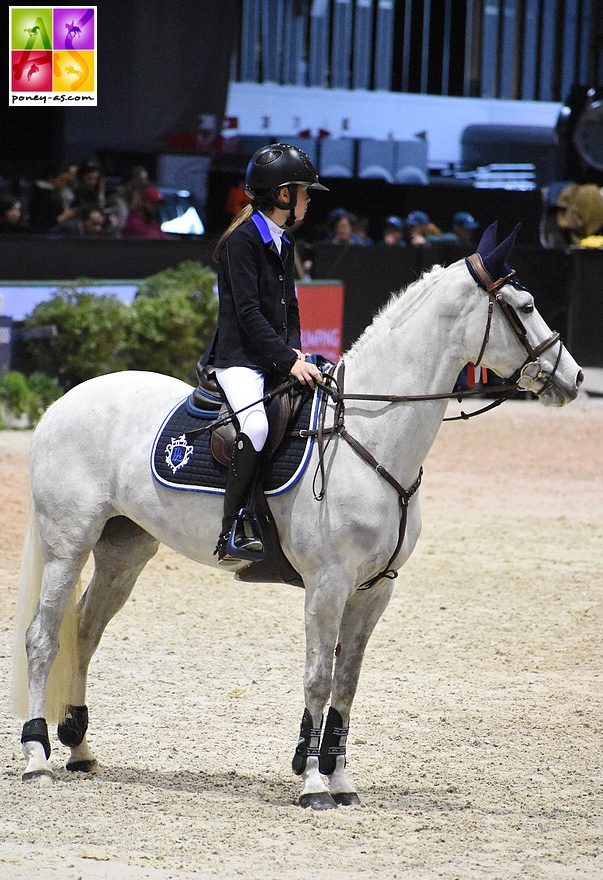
320, 581, 396, 806
292, 581, 350, 810
21, 552, 90, 784
58, 517, 159, 773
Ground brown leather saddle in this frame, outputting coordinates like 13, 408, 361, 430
193, 366, 304, 465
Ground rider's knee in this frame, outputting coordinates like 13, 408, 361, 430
240, 410, 269, 452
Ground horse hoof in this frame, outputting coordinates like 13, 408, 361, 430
66, 759, 99, 774
298, 791, 338, 810
332, 791, 361, 807
22, 769, 54, 786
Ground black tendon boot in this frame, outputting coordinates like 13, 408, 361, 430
215, 433, 264, 563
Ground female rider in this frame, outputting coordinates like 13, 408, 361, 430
201, 143, 329, 563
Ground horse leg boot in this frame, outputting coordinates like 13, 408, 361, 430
216, 432, 264, 563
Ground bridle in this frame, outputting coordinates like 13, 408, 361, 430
466, 252, 563, 396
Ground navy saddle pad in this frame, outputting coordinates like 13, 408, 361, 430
151, 386, 322, 495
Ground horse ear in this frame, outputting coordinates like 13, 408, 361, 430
476, 221, 499, 256
481, 222, 521, 279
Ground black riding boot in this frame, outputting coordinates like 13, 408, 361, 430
215, 432, 264, 563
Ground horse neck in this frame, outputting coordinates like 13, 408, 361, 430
342, 264, 471, 480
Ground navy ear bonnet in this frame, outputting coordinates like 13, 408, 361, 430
465, 221, 527, 291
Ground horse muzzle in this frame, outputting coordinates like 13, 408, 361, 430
518, 355, 584, 404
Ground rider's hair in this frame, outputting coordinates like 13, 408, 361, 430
213, 191, 286, 263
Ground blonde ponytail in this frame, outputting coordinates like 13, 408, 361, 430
213, 203, 254, 262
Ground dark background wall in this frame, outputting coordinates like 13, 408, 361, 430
1, 0, 241, 175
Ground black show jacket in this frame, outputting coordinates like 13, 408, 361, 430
205, 212, 301, 376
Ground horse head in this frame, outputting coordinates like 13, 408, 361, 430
464, 222, 583, 406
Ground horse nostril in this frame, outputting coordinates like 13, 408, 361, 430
576, 370, 584, 387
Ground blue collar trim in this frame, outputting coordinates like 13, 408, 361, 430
252, 211, 290, 246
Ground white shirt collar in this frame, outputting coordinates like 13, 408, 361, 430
259, 211, 286, 252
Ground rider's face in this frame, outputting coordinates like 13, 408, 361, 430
294, 186, 310, 223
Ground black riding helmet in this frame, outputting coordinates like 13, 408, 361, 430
245, 143, 329, 226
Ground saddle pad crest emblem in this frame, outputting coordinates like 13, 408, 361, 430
165, 434, 194, 474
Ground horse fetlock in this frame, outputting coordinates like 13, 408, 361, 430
57, 704, 89, 747
21, 739, 53, 783
291, 707, 323, 775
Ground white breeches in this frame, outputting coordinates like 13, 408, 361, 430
214, 366, 268, 452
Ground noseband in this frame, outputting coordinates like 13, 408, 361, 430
466, 252, 562, 396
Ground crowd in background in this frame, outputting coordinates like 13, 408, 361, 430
0, 159, 170, 239
3, 155, 601, 254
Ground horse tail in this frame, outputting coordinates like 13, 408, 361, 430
11, 503, 81, 724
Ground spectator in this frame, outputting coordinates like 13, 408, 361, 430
331, 210, 364, 245
49, 204, 116, 237
28, 163, 76, 232
544, 182, 603, 248
0, 194, 31, 233
404, 210, 444, 246
108, 164, 151, 229
377, 215, 406, 247
450, 211, 480, 246
123, 185, 169, 238
73, 157, 106, 210
352, 214, 374, 245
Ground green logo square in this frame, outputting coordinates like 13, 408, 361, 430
10, 8, 53, 51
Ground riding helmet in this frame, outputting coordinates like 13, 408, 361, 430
245, 143, 329, 199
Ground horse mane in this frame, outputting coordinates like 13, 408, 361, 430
346, 261, 451, 360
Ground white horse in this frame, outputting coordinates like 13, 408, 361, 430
12, 224, 583, 808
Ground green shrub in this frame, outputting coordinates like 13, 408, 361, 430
22, 285, 130, 390
0, 370, 63, 426
21, 263, 218, 390
126, 261, 217, 383
0, 371, 32, 416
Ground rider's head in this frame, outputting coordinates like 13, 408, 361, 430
245, 143, 329, 227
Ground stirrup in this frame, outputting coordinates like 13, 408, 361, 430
216, 510, 265, 564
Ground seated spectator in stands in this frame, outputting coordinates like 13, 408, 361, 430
541, 182, 603, 249
49, 204, 117, 237
352, 214, 374, 246
405, 210, 445, 246
28, 163, 77, 232
107, 164, 150, 230
0, 194, 31, 234
331, 210, 365, 245
73, 157, 106, 211
451, 211, 480, 246
123, 186, 169, 238
377, 215, 406, 247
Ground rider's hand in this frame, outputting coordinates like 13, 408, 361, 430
290, 357, 322, 388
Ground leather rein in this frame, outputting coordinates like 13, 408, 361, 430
297, 259, 566, 591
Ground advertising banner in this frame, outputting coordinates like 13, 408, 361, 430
296, 281, 344, 363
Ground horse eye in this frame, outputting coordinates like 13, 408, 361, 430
520, 304, 534, 314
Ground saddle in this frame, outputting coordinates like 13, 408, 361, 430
193, 366, 305, 466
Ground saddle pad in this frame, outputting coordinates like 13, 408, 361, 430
151, 387, 321, 496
